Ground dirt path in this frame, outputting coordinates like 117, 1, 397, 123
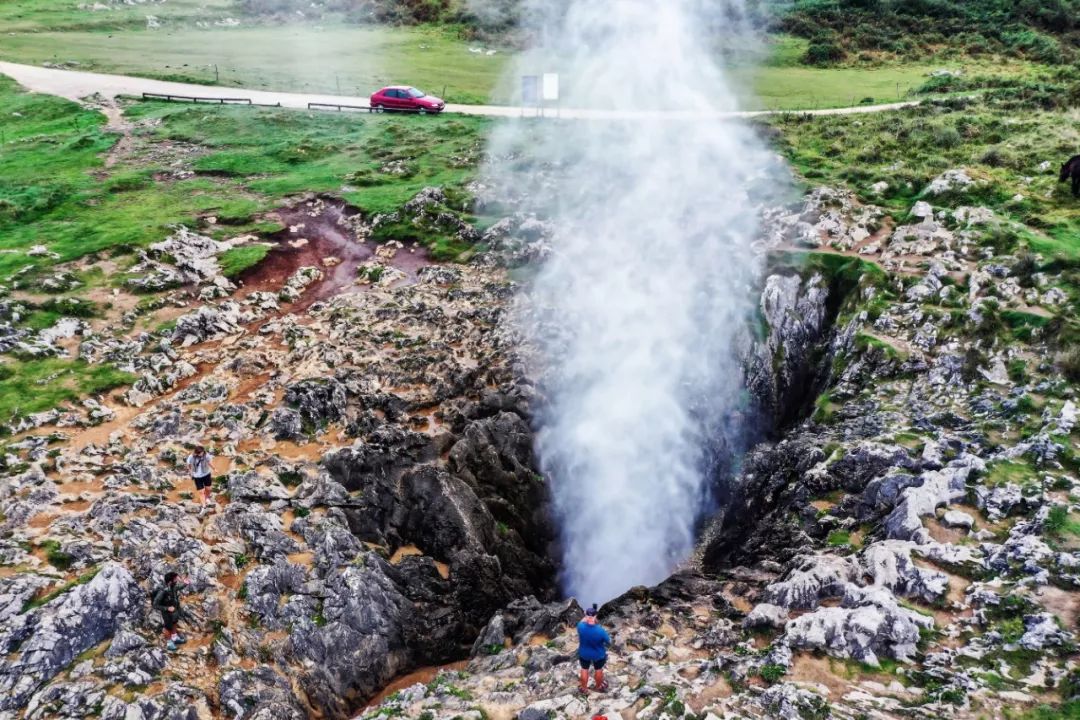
0, 60, 922, 120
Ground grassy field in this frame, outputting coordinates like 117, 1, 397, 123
0, 73, 488, 428
0, 0, 237, 33
769, 98, 1080, 258
0, 21, 1043, 109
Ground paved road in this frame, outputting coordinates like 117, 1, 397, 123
0, 60, 921, 119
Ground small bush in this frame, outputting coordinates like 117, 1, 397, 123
759, 663, 788, 683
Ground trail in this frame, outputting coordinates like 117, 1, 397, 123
0, 61, 921, 119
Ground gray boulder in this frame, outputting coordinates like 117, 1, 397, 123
0, 562, 143, 710
783, 585, 933, 666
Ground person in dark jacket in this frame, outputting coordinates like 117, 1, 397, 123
577, 605, 611, 694
153, 572, 188, 652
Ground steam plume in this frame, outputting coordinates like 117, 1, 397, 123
485, 0, 780, 603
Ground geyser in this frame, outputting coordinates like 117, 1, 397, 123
485, 0, 781, 603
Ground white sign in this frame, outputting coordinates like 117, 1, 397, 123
542, 73, 560, 102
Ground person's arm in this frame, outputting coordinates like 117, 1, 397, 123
602, 627, 612, 646
151, 587, 169, 611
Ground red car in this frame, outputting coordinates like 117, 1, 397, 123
369, 86, 446, 114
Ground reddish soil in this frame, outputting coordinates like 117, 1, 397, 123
363, 660, 470, 709
235, 197, 433, 311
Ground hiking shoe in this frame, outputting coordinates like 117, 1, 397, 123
595, 681, 610, 693
166, 640, 178, 652
173, 635, 187, 644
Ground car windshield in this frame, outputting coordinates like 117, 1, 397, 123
406, 88, 426, 98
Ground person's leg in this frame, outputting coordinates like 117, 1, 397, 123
578, 659, 589, 692
163, 614, 178, 650
595, 658, 608, 690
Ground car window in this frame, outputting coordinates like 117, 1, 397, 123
407, 88, 426, 98
385, 89, 400, 99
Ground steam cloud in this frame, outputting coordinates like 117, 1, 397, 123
483, 0, 780, 603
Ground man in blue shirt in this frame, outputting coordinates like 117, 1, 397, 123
577, 605, 611, 694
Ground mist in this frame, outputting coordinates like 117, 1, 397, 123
480, 0, 783, 604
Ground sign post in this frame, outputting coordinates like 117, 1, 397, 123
521, 75, 539, 116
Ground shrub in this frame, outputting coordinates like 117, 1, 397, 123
804, 39, 847, 65
759, 663, 788, 683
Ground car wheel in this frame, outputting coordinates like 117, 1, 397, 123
418, 107, 428, 115
373, 104, 384, 113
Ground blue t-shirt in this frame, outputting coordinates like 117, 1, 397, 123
577, 620, 611, 662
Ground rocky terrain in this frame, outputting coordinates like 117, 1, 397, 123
0, 192, 559, 719
356, 175, 1080, 720
2, 140, 1080, 720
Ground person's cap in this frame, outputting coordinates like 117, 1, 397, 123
585, 606, 597, 617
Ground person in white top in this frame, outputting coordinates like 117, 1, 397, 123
185, 445, 215, 508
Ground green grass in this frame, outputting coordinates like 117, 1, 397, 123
0, 20, 1047, 110
0, 73, 490, 426
0, 25, 508, 105
770, 98, 1080, 256
1, 73, 488, 273
983, 458, 1040, 488
827, 530, 852, 547
0, 358, 135, 430
0, 0, 237, 34
218, 244, 271, 277
1045, 506, 1080, 537
1017, 700, 1080, 720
